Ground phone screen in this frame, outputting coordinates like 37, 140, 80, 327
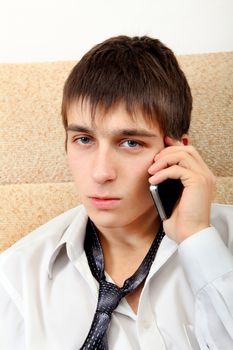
150, 179, 183, 220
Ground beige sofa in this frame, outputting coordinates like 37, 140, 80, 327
0, 53, 233, 252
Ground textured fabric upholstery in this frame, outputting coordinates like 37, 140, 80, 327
0, 53, 233, 251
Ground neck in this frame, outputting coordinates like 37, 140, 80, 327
94, 208, 161, 286
96, 207, 160, 248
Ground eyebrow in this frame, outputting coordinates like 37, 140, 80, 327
66, 124, 158, 138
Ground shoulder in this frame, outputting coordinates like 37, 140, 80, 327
0, 204, 88, 316
0, 204, 86, 269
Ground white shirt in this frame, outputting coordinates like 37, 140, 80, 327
0, 203, 233, 350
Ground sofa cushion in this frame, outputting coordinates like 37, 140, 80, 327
0, 182, 80, 251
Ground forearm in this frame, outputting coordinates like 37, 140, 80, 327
179, 227, 233, 348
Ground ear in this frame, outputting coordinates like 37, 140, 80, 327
164, 134, 189, 147
181, 134, 189, 146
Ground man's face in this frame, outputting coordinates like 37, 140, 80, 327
66, 101, 165, 231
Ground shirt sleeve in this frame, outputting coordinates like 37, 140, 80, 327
0, 280, 25, 350
178, 227, 233, 349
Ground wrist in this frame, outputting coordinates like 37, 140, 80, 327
176, 223, 211, 243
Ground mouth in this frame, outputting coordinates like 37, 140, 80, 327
89, 196, 121, 209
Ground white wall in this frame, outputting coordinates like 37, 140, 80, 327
0, 0, 233, 63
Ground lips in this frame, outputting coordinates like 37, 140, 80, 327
91, 196, 120, 200
89, 196, 121, 209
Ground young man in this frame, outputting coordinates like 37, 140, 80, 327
0, 36, 232, 350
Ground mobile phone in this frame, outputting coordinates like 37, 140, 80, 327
150, 179, 183, 221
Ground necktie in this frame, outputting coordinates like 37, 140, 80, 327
80, 219, 164, 350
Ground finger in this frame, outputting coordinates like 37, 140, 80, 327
149, 151, 215, 190
154, 144, 210, 172
149, 164, 215, 196
148, 164, 192, 185
149, 146, 209, 173
148, 151, 203, 175
151, 137, 182, 162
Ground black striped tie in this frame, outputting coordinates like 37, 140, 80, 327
80, 219, 164, 349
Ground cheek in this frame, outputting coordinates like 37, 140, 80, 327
67, 151, 87, 178
67, 152, 76, 173
134, 152, 156, 176
124, 156, 154, 191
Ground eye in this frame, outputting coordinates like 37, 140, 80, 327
121, 140, 142, 149
74, 136, 92, 145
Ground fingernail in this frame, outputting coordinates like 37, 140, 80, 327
148, 165, 154, 173
149, 174, 159, 184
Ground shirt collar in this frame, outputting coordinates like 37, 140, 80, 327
147, 234, 178, 280
47, 205, 179, 280
48, 205, 88, 279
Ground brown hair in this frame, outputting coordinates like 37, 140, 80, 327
62, 35, 192, 140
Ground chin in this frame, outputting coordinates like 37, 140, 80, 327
84, 206, 130, 229
82, 198, 155, 229
87, 209, 124, 228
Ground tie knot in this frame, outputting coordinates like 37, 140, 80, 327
97, 280, 123, 315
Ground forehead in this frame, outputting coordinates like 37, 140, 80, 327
67, 100, 162, 135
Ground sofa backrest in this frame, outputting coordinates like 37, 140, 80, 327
0, 52, 233, 251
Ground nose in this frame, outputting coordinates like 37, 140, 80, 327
92, 146, 117, 184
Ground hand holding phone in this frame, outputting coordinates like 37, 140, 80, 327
149, 136, 214, 241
